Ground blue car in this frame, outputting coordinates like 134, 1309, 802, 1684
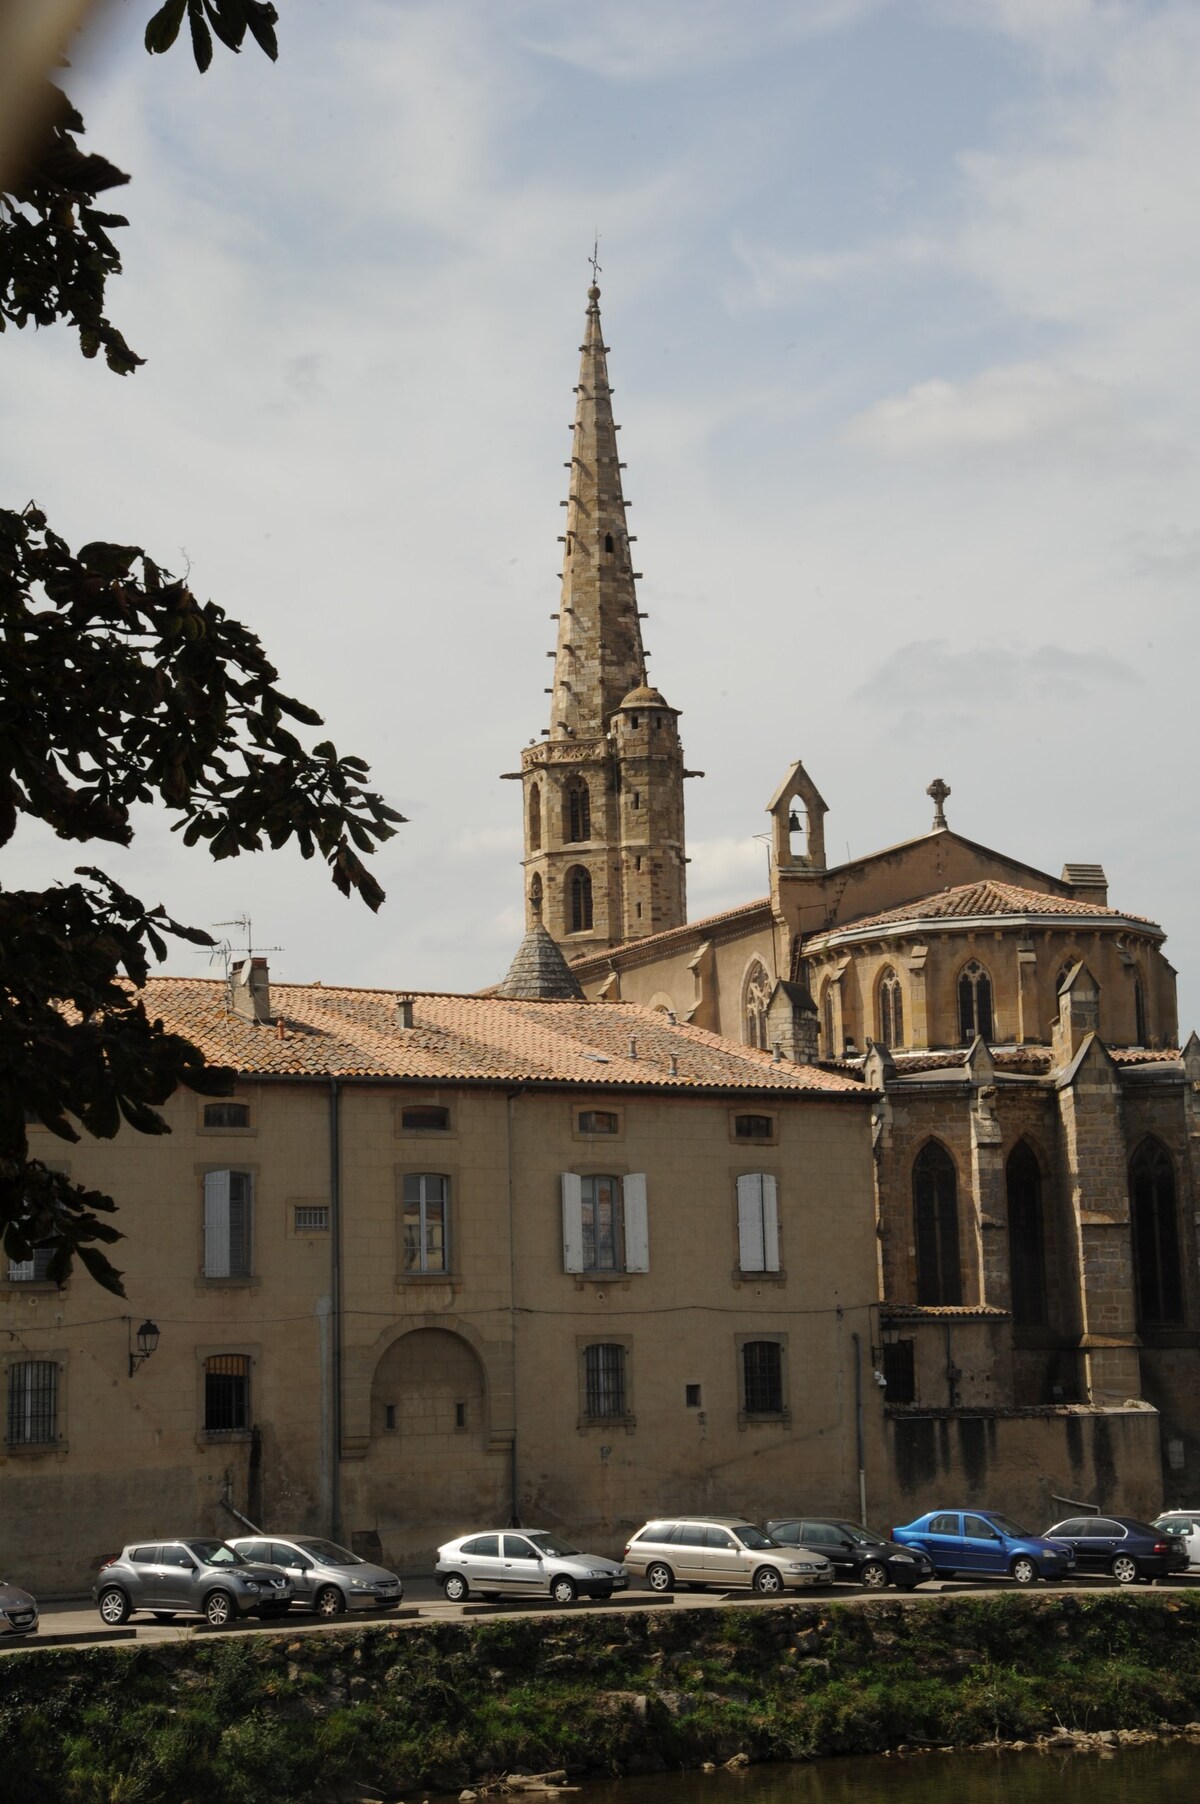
891, 1510, 1076, 1585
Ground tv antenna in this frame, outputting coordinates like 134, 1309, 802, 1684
206, 915, 283, 984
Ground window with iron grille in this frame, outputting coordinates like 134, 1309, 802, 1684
204, 1355, 249, 1432
881, 1339, 916, 1404
741, 1340, 783, 1415
293, 1205, 330, 1233
584, 1343, 627, 1418
7, 1246, 54, 1283
7, 1360, 58, 1446
204, 1102, 250, 1129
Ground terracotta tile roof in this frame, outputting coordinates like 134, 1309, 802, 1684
567, 897, 772, 974
140, 977, 866, 1097
1109, 1046, 1182, 1065
806, 879, 1157, 940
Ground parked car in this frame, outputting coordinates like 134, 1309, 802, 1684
435, 1530, 628, 1604
623, 1517, 833, 1595
766, 1518, 934, 1590
1043, 1516, 1189, 1584
890, 1511, 1076, 1585
94, 1539, 294, 1627
227, 1535, 403, 1616
0, 1580, 38, 1637
1152, 1511, 1200, 1568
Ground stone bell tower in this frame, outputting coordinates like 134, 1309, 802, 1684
507, 280, 690, 958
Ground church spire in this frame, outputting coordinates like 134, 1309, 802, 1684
550, 282, 646, 738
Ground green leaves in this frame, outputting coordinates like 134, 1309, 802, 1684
145, 1, 279, 68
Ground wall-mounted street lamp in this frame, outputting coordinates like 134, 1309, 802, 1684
126, 1317, 160, 1378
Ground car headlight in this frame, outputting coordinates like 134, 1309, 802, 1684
350, 1579, 370, 1590
891, 1553, 915, 1562
241, 1580, 260, 1591
587, 1570, 608, 1578
788, 1562, 820, 1572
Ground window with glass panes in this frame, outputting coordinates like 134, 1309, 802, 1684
204, 1355, 249, 1432
402, 1173, 449, 1273
7, 1359, 58, 1445
582, 1175, 622, 1271
584, 1343, 627, 1418
741, 1340, 783, 1414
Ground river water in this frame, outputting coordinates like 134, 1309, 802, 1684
578, 1744, 1200, 1804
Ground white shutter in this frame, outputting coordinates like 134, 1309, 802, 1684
623, 1173, 649, 1272
737, 1173, 765, 1271
561, 1172, 584, 1273
761, 1173, 780, 1271
204, 1170, 232, 1277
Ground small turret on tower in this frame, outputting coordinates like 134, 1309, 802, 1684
512, 279, 690, 957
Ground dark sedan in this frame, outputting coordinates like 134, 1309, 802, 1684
1043, 1516, 1189, 1585
766, 1518, 934, 1590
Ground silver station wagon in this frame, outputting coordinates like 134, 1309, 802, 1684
94, 1539, 293, 1627
436, 1530, 629, 1604
624, 1516, 833, 1595
228, 1535, 403, 1616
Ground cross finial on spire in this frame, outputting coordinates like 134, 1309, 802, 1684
588, 232, 601, 291
927, 777, 951, 829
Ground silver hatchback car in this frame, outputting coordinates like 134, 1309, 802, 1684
0, 1579, 38, 1637
94, 1539, 293, 1627
624, 1516, 833, 1595
436, 1530, 628, 1604
228, 1536, 403, 1616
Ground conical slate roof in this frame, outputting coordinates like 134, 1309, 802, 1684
496, 924, 586, 1001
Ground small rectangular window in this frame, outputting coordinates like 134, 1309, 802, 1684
685, 1384, 701, 1408
6, 1359, 58, 1446
7, 1247, 54, 1283
455, 1401, 467, 1429
578, 1110, 619, 1134
403, 1173, 449, 1273
293, 1205, 330, 1233
584, 1343, 627, 1418
384, 1404, 396, 1430
204, 1354, 249, 1433
741, 1340, 783, 1415
882, 1339, 915, 1404
204, 1102, 250, 1129
734, 1114, 775, 1140
402, 1106, 450, 1131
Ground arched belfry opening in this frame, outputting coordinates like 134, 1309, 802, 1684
767, 760, 828, 871
564, 779, 591, 844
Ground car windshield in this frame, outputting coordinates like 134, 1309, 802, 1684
186, 1541, 247, 1567
733, 1525, 779, 1550
834, 1523, 886, 1546
296, 1539, 364, 1566
526, 1533, 581, 1558
987, 1516, 1031, 1539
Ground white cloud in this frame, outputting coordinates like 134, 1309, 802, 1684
520, 0, 884, 81
845, 360, 1121, 456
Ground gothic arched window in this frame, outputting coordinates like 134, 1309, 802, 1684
528, 873, 543, 920
1007, 1141, 1047, 1326
877, 967, 903, 1049
1056, 960, 1077, 995
1134, 974, 1147, 1046
528, 785, 541, 852
604, 532, 614, 554
565, 779, 591, 844
1130, 1138, 1183, 1324
958, 960, 994, 1045
742, 960, 772, 1050
567, 866, 593, 934
913, 1141, 962, 1305
820, 982, 834, 1058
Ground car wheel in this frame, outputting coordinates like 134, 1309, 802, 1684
314, 1585, 346, 1617
151, 1612, 176, 1622
646, 1562, 675, 1593
752, 1566, 783, 1596
550, 1575, 578, 1605
98, 1588, 131, 1626
204, 1590, 235, 1628
1011, 1557, 1038, 1586
442, 1572, 470, 1603
860, 1561, 889, 1591
1112, 1554, 1139, 1586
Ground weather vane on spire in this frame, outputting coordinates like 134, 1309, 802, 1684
588, 232, 602, 286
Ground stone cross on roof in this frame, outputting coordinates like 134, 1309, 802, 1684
927, 777, 951, 829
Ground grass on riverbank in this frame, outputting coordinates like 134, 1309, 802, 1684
4, 1592, 1200, 1803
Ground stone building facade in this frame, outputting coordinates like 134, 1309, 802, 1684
2, 962, 885, 1592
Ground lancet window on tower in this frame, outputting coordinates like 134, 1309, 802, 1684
564, 779, 591, 843
957, 960, 994, 1045
529, 873, 543, 921
604, 532, 614, 554
876, 968, 904, 1049
528, 785, 542, 852
1134, 974, 1147, 1046
567, 866, 593, 934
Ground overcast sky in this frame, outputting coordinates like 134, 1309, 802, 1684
6, 0, 1199, 1032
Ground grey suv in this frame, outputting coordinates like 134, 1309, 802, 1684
228, 1536, 403, 1616
94, 1539, 293, 1627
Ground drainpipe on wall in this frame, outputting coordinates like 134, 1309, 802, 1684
851, 1331, 867, 1526
506, 1087, 524, 1528
329, 1076, 343, 1544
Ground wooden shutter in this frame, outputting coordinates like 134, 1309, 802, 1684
228, 1172, 251, 1277
623, 1173, 649, 1272
561, 1172, 584, 1273
760, 1173, 780, 1271
204, 1170, 232, 1277
737, 1173, 765, 1271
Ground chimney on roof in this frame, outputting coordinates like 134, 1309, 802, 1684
396, 994, 415, 1029
230, 957, 271, 1026
1062, 863, 1108, 905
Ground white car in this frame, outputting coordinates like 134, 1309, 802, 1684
436, 1530, 628, 1604
1153, 1511, 1200, 1567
